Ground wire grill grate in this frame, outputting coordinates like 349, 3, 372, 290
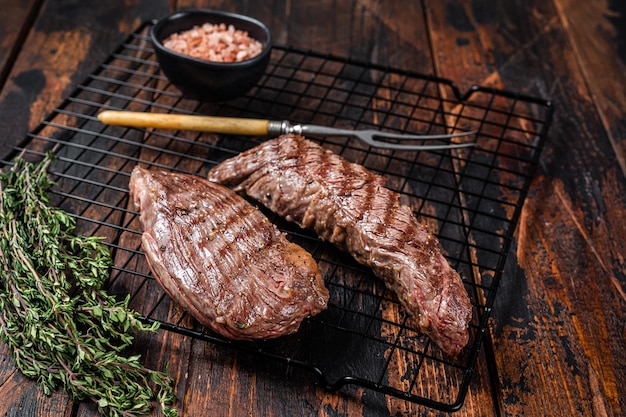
2, 22, 553, 412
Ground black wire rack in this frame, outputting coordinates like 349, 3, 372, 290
1, 22, 553, 412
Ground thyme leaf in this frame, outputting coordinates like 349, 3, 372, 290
0, 154, 177, 417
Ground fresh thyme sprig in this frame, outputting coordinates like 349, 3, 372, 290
0, 154, 177, 417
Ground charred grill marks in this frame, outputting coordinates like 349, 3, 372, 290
130, 166, 329, 341
208, 135, 473, 356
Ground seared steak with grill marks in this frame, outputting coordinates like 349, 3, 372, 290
129, 166, 329, 340
208, 135, 472, 356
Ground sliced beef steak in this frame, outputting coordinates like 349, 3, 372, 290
129, 166, 328, 340
208, 135, 472, 356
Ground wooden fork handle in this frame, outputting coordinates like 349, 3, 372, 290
97, 110, 270, 136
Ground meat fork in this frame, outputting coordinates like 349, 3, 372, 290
98, 110, 476, 151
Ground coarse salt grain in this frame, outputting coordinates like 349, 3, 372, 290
163, 23, 263, 63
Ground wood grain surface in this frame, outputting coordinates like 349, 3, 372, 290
0, 1, 624, 416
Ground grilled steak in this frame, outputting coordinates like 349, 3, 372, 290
208, 135, 472, 356
129, 166, 329, 340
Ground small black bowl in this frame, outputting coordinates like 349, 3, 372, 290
150, 8, 272, 102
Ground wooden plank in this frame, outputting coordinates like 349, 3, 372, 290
0, 363, 74, 417
0, 0, 39, 86
425, 0, 626, 416
0, 0, 169, 160
179, 0, 434, 71
552, 0, 626, 179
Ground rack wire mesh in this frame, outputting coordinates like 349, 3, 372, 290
1, 22, 553, 412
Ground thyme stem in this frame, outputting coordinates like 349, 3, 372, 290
0, 154, 177, 417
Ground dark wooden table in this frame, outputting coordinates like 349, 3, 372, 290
1, 1, 624, 416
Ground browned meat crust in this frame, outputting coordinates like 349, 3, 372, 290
130, 166, 329, 340
208, 135, 472, 356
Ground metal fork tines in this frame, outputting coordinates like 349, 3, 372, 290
270, 121, 477, 151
